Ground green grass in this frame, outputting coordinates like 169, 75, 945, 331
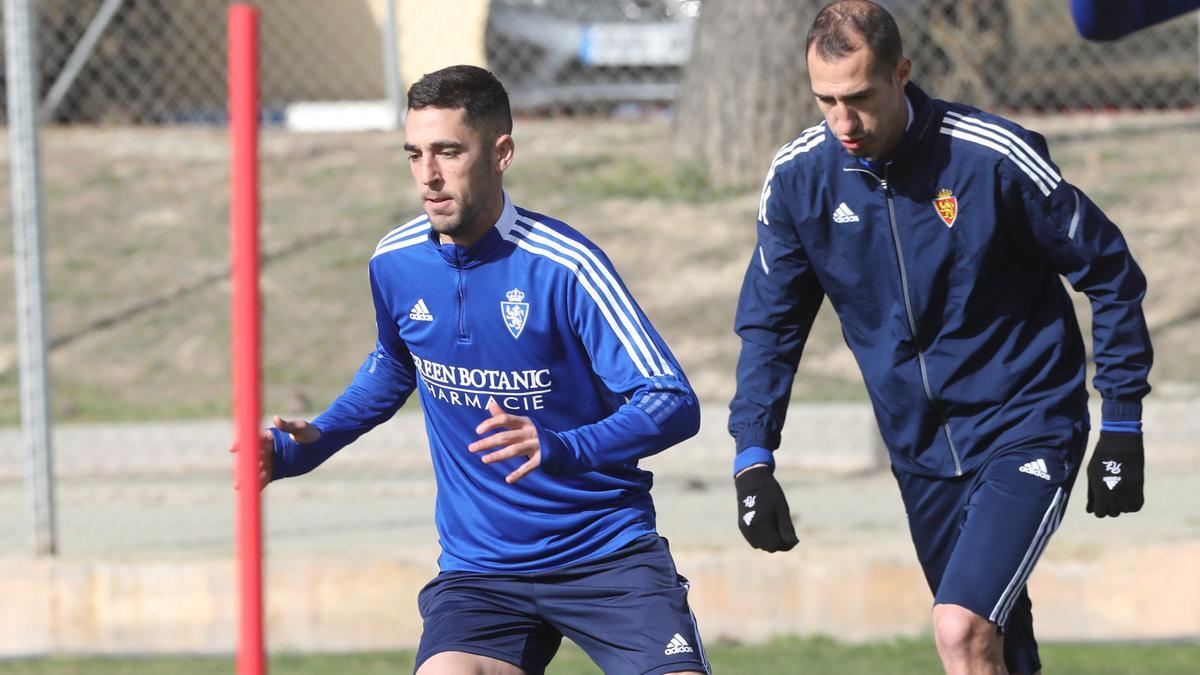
2, 637, 1199, 674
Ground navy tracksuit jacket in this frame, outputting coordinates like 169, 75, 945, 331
729, 82, 1152, 477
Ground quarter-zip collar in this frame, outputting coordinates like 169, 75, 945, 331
431, 191, 518, 268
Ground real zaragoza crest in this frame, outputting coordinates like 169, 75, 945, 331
501, 288, 529, 339
933, 188, 958, 228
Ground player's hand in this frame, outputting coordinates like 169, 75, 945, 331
469, 400, 541, 484
1086, 431, 1144, 518
734, 465, 799, 552
271, 415, 321, 444
229, 426, 273, 492
229, 416, 319, 491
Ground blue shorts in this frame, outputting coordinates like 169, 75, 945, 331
894, 426, 1086, 675
414, 534, 710, 674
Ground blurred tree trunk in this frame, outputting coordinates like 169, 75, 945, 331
673, 0, 823, 190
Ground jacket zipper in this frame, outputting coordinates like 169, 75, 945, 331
455, 260, 469, 342
845, 166, 963, 475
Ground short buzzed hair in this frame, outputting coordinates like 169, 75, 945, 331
406, 65, 513, 137
806, 0, 903, 75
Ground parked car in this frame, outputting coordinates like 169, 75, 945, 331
485, 0, 701, 110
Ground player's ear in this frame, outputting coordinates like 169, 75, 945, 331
494, 133, 514, 173
894, 56, 912, 88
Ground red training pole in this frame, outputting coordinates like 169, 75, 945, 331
228, 5, 265, 675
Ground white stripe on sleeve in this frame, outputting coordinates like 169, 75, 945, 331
944, 111, 1061, 184
938, 125, 1054, 197
519, 218, 675, 377
499, 225, 656, 378
758, 123, 826, 224
376, 215, 431, 250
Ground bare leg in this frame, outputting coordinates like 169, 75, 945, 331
933, 603, 1007, 675
416, 650, 526, 675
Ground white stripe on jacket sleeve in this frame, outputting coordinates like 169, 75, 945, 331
513, 218, 675, 378
499, 223, 659, 379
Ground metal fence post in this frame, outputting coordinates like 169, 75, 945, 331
382, 0, 404, 128
5, 0, 58, 556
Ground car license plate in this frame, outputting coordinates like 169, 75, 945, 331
579, 22, 693, 66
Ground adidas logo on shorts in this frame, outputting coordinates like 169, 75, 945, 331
664, 632, 694, 655
1018, 458, 1051, 481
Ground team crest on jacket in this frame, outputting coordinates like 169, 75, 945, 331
501, 288, 529, 339
933, 188, 958, 228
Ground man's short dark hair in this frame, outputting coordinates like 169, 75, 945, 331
406, 65, 513, 136
806, 0, 903, 75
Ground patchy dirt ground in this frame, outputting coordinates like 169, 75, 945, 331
0, 116, 1196, 423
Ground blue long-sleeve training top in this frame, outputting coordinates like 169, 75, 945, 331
271, 193, 700, 573
1071, 0, 1200, 40
729, 82, 1152, 478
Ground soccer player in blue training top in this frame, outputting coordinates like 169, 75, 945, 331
243, 65, 709, 675
728, 2, 1152, 674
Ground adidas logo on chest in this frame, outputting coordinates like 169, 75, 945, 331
409, 298, 434, 322
832, 202, 860, 223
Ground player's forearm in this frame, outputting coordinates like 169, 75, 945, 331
538, 390, 700, 475
1075, 239, 1153, 408
728, 266, 816, 452
1089, 296, 1153, 412
271, 389, 411, 479
271, 352, 414, 479
728, 334, 803, 452
1038, 187, 1154, 410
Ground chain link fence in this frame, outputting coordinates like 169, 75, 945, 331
895, 0, 1200, 111
1, 0, 1195, 124
1, 0, 1199, 654
23, 0, 387, 124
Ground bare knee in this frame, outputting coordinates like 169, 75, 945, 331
933, 603, 1001, 660
416, 650, 525, 675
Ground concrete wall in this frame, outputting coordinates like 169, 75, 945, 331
1, 399, 1196, 654
2, 543, 1198, 655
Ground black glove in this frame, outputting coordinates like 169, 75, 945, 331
735, 466, 798, 552
1086, 431, 1144, 518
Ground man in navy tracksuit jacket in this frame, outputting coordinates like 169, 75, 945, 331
247, 66, 709, 675
729, 3, 1151, 674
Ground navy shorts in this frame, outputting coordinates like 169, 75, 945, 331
414, 534, 709, 674
893, 426, 1086, 675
